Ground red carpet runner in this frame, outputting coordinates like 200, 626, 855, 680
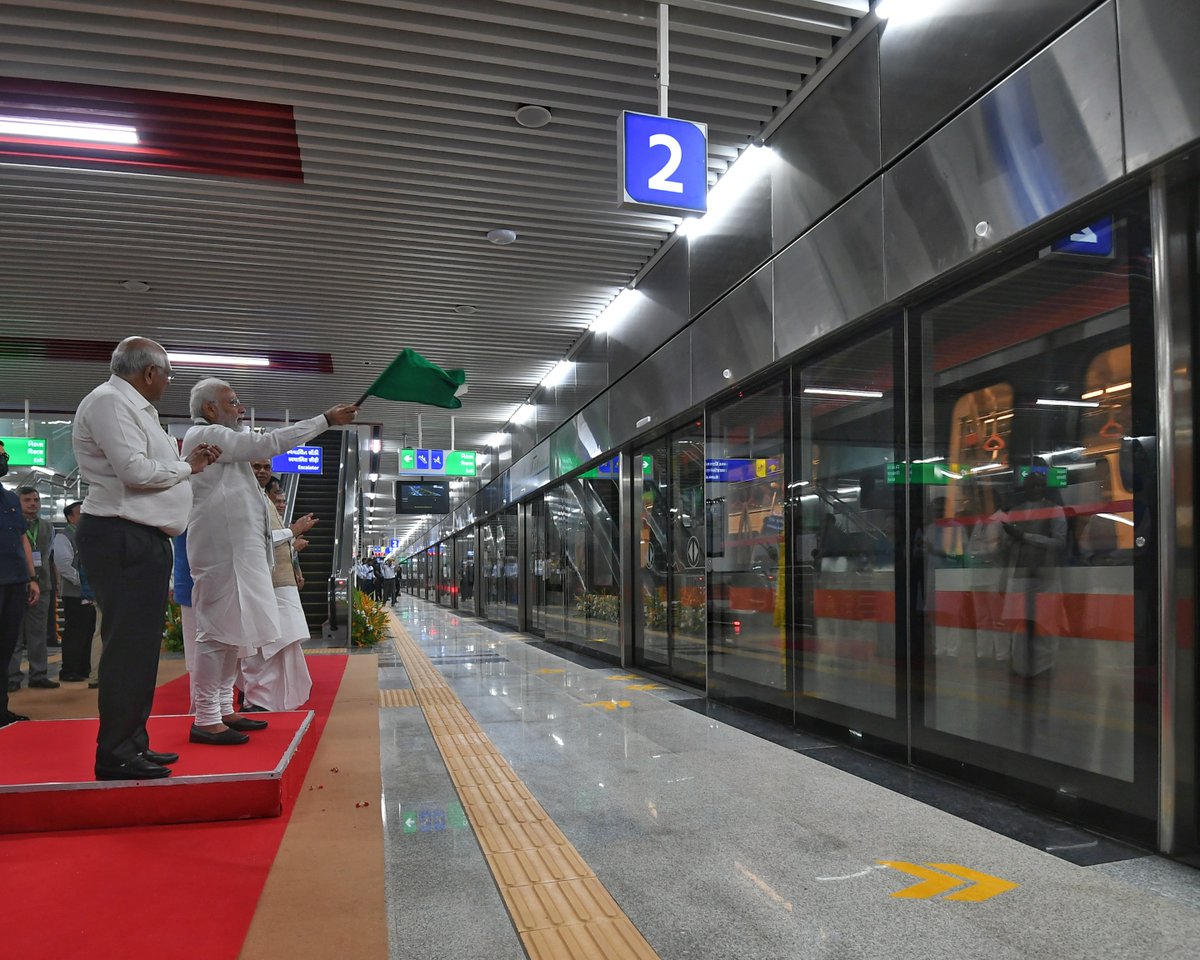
0, 654, 349, 960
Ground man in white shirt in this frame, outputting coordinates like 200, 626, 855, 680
183, 378, 357, 745
380, 557, 397, 604
74, 337, 220, 780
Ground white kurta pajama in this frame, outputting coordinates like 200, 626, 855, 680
182, 414, 327, 725
238, 505, 313, 711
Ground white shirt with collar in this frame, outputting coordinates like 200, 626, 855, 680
73, 374, 193, 536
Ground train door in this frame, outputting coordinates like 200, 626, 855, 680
910, 197, 1158, 835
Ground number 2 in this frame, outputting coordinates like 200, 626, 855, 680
647, 133, 684, 193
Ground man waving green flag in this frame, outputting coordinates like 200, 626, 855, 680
356, 348, 467, 409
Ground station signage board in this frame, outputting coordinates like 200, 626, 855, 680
272, 445, 322, 474
389, 538, 402, 551
579, 454, 653, 479
617, 111, 708, 215
705, 458, 781, 482
0, 436, 48, 467
399, 448, 477, 477
1048, 216, 1114, 258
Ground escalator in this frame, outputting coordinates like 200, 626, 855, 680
291, 429, 345, 632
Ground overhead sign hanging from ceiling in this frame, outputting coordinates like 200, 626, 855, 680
617, 111, 708, 215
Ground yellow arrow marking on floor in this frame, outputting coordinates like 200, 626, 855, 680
625, 683, 667, 691
929, 863, 1020, 902
879, 861, 1017, 902
584, 700, 632, 711
607, 674, 638, 680
536, 668, 565, 674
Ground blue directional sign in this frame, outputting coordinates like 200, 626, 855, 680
431, 449, 444, 471
272, 445, 322, 474
415, 448, 430, 471
389, 538, 401, 551
1050, 216, 1114, 257
618, 111, 708, 215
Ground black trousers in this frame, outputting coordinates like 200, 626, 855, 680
61, 596, 96, 677
0, 582, 26, 716
76, 515, 172, 766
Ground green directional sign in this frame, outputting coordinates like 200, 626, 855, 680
0, 437, 47, 467
445, 450, 476, 476
399, 448, 477, 477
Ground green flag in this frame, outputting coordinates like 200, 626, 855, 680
359, 348, 466, 409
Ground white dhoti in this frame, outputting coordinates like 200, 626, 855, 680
238, 585, 312, 711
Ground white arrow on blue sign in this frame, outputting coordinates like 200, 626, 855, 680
618, 111, 708, 215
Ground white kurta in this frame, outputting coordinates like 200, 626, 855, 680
182, 414, 327, 654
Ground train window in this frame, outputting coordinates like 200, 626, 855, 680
914, 202, 1155, 817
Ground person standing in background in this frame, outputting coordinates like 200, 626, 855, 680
8, 487, 58, 692
0, 441, 37, 727
54, 501, 95, 682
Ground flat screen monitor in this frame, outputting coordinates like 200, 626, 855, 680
395, 480, 449, 515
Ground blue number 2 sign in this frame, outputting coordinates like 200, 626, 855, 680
618, 111, 708, 215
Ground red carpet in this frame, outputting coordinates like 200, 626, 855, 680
0, 655, 348, 960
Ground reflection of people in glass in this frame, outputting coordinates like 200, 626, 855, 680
1000, 471, 1067, 678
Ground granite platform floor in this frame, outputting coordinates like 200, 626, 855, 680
380, 596, 1200, 960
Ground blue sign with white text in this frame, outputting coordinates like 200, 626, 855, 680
619, 111, 708, 214
389, 538, 401, 551
1050, 217, 1114, 257
272, 445, 322, 475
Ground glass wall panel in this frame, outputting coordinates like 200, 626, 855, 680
481, 507, 519, 628
635, 428, 707, 686
913, 198, 1156, 822
793, 328, 901, 733
707, 382, 789, 711
455, 530, 475, 611
542, 470, 621, 661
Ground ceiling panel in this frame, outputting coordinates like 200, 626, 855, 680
0, 0, 868, 528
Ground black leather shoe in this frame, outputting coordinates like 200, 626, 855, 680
140, 749, 179, 765
28, 678, 60, 689
0, 710, 29, 728
223, 715, 268, 732
95, 757, 171, 780
189, 725, 250, 745
87, 680, 99, 688
241, 703, 267, 713
59, 673, 87, 682
7, 680, 20, 692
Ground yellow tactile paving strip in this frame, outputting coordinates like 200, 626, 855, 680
379, 687, 420, 708
304, 646, 350, 655
387, 612, 660, 960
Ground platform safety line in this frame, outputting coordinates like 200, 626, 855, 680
304, 647, 350, 655
379, 687, 419, 709
386, 613, 661, 960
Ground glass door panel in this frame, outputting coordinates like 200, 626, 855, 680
671, 427, 707, 687
913, 198, 1156, 825
707, 382, 789, 713
792, 328, 902, 739
635, 440, 670, 672
528, 498, 547, 635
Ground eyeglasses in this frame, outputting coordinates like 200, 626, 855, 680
152, 364, 175, 383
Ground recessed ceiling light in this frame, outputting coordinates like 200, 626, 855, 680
453, 304, 477, 315
120, 279, 151, 293
486, 228, 517, 245
0, 115, 140, 144
514, 104, 552, 129
168, 352, 270, 367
